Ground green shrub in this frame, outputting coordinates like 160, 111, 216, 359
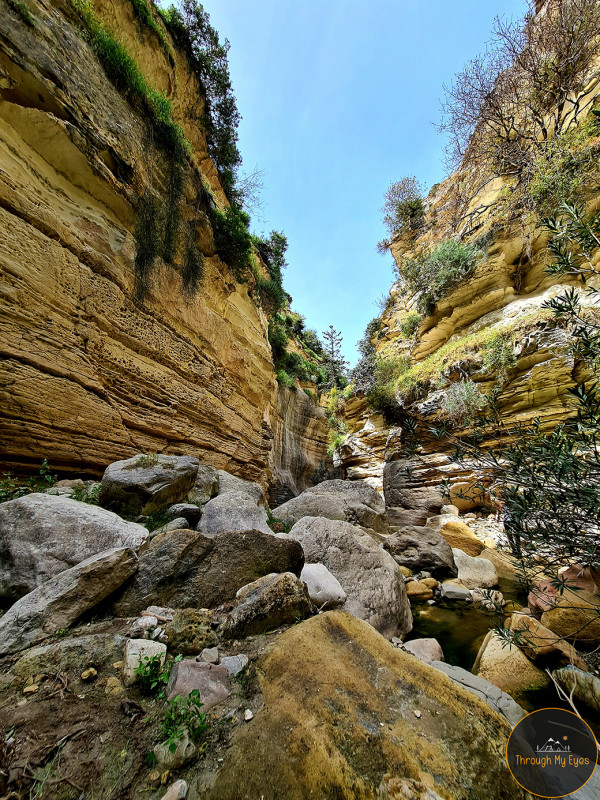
381, 177, 425, 236
481, 332, 516, 383
129, 0, 172, 57
210, 204, 252, 280
398, 239, 484, 315
399, 312, 421, 339
7, 0, 34, 26
276, 369, 296, 388
268, 318, 288, 364
441, 380, 487, 426
161, 689, 208, 753
0, 459, 56, 503
134, 654, 172, 695
327, 430, 346, 458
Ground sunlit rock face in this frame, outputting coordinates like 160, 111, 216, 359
0, 1, 327, 488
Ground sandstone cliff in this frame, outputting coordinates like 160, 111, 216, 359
0, 0, 328, 491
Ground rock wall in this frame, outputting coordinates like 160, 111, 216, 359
0, 0, 328, 488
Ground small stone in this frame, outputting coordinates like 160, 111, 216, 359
80, 667, 98, 682
148, 770, 161, 785
105, 676, 123, 695
414, 710, 422, 718
130, 616, 158, 637
220, 654, 249, 677
112, 661, 123, 669
244, 709, 254, 721
160, 778, 188, 800
199, 646, 219, 664
23, 684, 38, 694
122, 639, 167, 687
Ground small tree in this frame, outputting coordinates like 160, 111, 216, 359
380, 177, 424, 236
321, 326, 349, 390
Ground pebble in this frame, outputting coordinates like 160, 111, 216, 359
81, 667, 98, 681
148, 770, 161, 785
244, 709, 254, 721
105, 676, 123, 696
414, 710, 422, 718
160, 779, 188, 800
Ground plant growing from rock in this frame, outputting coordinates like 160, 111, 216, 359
441, 380, 487, 426
160, 689, 208, 753
380, 177, 424, 237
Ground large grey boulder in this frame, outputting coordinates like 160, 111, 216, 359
99, 454, 199, 516
383, 527, 457, 579
217, 470, 266, 506
0, 493, 147, 600
188, 465, 219, 505
112, 528, 304, 616
288, 516, 412, 639
273, 480, 388, 533
0, 547, 138, 656
452, 548, 498, 589
222, 572, 312, 639
198, 492, 271, 536
430, 661, 526, 727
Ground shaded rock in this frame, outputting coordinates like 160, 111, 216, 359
435, 520, 485, 556
154, 731, 196, 769
122, 638, 167, 687
166, 504, 202, 527
387, 508, 431, 527
430, 661, 526, 727
202, 612, 523, 800
99, 454, 199, 517
166, 660, 230, 708
188, 465, 219, 506
406, 581, 434, 601
401, 638, 444, 664
273, 479, 388, 533
217, 470, 266, 506
130, 615, 158, 637
473, 631, 549, 695
541, 588, 600, 643
383, 527, 457, 579
0, 548, 138, 655
11, 633, 126, 680
554, 666, 600, 714
508, 613, 587, 670
440, 504, 459, 516
289, 516, 411, 638
440, 580, 470, 600
0, 493, 147, 600
152, 518, 189, 537
470, 589, 505, 611
197, 491, 271, 536
452, 548, 498, 589
300, 563, 347, 608
222, 572, 312, 639
220, 654, 249, 676
112, 528, 304, 616
163, 609, 217, 655
383, 460, 445, 517
528, 579, 559, 615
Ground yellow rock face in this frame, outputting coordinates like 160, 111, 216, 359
0, 1, 327, 484
474, 630, 549, 696
203, 612, 524, 800
439, 520, 485, 556
541, 589, 600, 643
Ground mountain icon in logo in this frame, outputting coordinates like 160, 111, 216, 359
536, 736, 571, 753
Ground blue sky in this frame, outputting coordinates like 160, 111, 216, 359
170, 0, 528, 365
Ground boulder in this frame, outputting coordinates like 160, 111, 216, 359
401, 638, 445, 664
217, 470, 266, 506
440, 580, 471, 601
554, 666, 600, 714
452, 548, 498, 589
197, 491, 271, 536
112, 528, 304, 616
406, 581, 434, 601
163, 609, 217, 655
383, 527, 457, 579
11, 633, 126, 681
99, 454, 199, 516
288, 517, 412, 638
122, 638, 167, 687
273, 479, 388, 533
166, 504, 202, 527
0, 493, 147, 600
473, 631, 549, 695
434, 519, 485, 556
0, 547, 138, 655
222, 572, 312, 639
188, 465, 219, 505
202, 612, 524, 800
478, 548, 520, 581
152, 518, 190, 537
430, 661, 526, 727
166, 659, 231, 708
541, 588, 600, 643
300, 563, 347, 608
508, 613, 587, 670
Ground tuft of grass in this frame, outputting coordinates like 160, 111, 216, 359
129, 0, 173, 59
7, 0, 34, 27
276, 369, 296, 389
